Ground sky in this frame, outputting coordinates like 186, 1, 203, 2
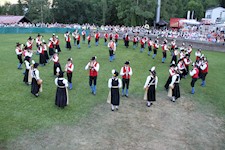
0, 0, 18, 6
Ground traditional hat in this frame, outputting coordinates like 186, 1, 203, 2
149, 66, 156, 75
37, 33, 41, 37
111, 69, 118, 77
16, 42, 20, 47
91, 56, 97, 61
24, 56, 30, 61
52, 33, 55, 36
58, 71, 64, 78
124, 61, 130, 65
34, 63, 39, 68
28, 36, 32, 40
67, 58, 72, 61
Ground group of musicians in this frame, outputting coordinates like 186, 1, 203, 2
15, 31, 208, 110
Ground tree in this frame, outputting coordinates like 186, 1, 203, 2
187, 0, 204, 20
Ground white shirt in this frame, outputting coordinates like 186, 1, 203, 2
32, 69, 40, 80
170, 74, 180, 86
55, 77, 68, 87
120, 66, 133, 76
65, 63, 74, 72
15, 47, 22, 55
189, 68, 197, 76
143, 75, 158, 89
195, 51, 201, 57
107, 41, 116, 51
52, 55, 59, 63
24, 60, 31, 69
108, 77, 122, 88
200, 63, 207, 70
85, 61, 100, 72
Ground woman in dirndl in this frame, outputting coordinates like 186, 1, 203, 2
23, 56, 31, 85
143, 66, 158, 107
31, 63, 41, 97
55, 71, 69, 108
169, 68, 180, 102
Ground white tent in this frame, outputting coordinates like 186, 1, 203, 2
180, 19, 200, 25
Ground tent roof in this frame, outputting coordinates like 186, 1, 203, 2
0, 15, 31, 24
156, 19, 168, 26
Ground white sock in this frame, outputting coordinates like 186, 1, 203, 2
115, 106, 118, 109
111, 105, 114, 110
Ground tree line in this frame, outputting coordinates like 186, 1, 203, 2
0, 0, 224, 26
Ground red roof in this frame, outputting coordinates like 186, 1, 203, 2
0, 15, 30, 24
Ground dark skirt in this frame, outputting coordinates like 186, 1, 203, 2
49, 48, 54, 56
44, 51, 49, 60
39, 53, 47, 64
111, 88, 120, 105
172, 83, 180, 99
55, 45, 61, 52
54, 63, 62, 75
66, 42, 71, 49
31, 78, 40, 95
164, 76, 172, 90
55, 87, 67, 107
23, 69, 29, 83
147, 85, 156, 101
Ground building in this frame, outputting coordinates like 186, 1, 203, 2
0, 15, 31, 24
205, 7, 225, 23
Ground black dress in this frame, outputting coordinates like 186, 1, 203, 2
147, 77, 156, 101
111, 78, 120, 106
172, 75, 180, 99
31, 70, 40, 95
55, 78, 68, 108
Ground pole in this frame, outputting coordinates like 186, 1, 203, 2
156, 0, 161, 23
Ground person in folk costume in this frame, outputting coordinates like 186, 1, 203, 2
23, 45, 33, 59
87, 34, 91, 48
187, 45, 192, 57
37, 43, 47, 66
170, 39, 176, 56
164, 62, 176, 90
114, 32, 119, 46
48, 38, 54, 59
65, 58, 74, 90
94, 31, 100, 46
85, 56, 100, 95
109, 32, 113, 41
195, 48, 202, 62
52, 51, 62, 76
136, 32, 140, 47
124, 34, 130, 48
189, 62, 199, 94
53, 35, 61, 52
183, 54, 192, 77
169, 67, 180, 102
179, 49, 186, 60
179, 43, 186, 51
108, 40, 116, 62
140, 37, 145, 53
64, 31, 71, 50
35, 34, 42, 54
152, 39, 159, 59
42, 40, 49, 62
108, 69, 122, 111
132, 35, 138, 49
15, 43, 23, 69
177, 59, 186, 79
143, 66, 158, 107
23, 56, 31, 85
147, 38, 153, 56
120, 61, 133, 97
31, 63, 42, 97
144, 35, 148, 48
81, 29, 86, 43
76, 33, 81, 49
55, 71, 69, 108
104, 32, 109, 46
26, 36, 34, 51
199, 57, 208, 87
170, 47, 179, 64
161, 40, 169, 63
72, 30, 77, 46
122, 31, 126, 45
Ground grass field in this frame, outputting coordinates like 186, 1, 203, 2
0, 33, 225, 147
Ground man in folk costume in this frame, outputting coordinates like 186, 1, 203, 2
199, 57, 208, 87
124, 34, 130, 48
65, 58, 74, 90
183, 54, 192, 77
94, 31, 100, 46
190, 62, 199, 94
120, 61, 133, 97
152, 39, 159, 59
114, 32, 119, 46
170, 47, 179, 64
85, 56, 100, 95
168, 67, 180, 102
109, 32, 113, 41
143, 66, 158, 107
170, 39, 176, 55
52, 51, 62, 76
140, 37, 145, 53
23, 56, 31, 85
26, 36, 34, 50
177, 59, 186, 79
23, 46, 33, 59
133, 35, 138, 49
108, 40, 116, 62
147, 38, 153, 56
195, 48, 202, 62
35, 34, 42, 54
187, 45, 192, 57
161, 40, 169, 63
48, 38, 54, 59
81, 29, 86, 43
15, 43, 23, 69
104, 32, 109, 46
55, 71, 69, 108
37, 43, 47, 66
164, 62, 176, 90
64, 31, 71, 50
72, 30, 77, 46
31, 63, 42, 97
87, 34, 91, 48
54, 35, 61, 52
179, 49, 186, 60
76, 33, 81, 49
108, 69, 122, 111
42, 40, 49, 62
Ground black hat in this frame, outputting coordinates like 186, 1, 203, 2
149, 66, 156, 75
37, 33, 41, 37
58, 71, 64, 78
112, 69, 118, 77
34, 63, 39, 68
28, 36, 32, 40
24, 56, 30, 61
16, 42, 20, 47
124, 61, 130, 65
91, 56, 97, 61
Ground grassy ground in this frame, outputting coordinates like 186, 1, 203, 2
0, 34, 224, 147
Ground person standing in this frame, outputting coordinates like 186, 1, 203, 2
132, 35, 138, 49
48, 39, 54, 59
190, 62, 199, 94
72, 30, 77, 46
55, 71, 69, 108
26, 36, 34, 50
15, 43, 23, 69
54, 35, 61, 52
82, 29, 86, 43
161, 40, 169, 63
124, 34, 130, 48
114, 32, 119, 46
169, 68, 180, 102
64, 31, 71, 50
31, 63, 42, 97
147, 38, 153, 56
170, 47, 179, 64
108, 69, 122, 111
52, 52, 62, 76
195, 49, 202, 62
37, 43, 47, 66
200, 57, 208, 87
140, 37, 145, 53
23, 56, 31, 85
108, 40, 116, 62
42, 40, 49, 62
143, 66, 158, 107
76, 33, 81, 49
152, 40, 159, 59
94, 31, 100, 46
85, 56, 100, 95
183, 54, 192, 77
120, 61, 133, 97
104, 32, 109, 46
65, 58, 74, 90
164, 63, 176, 90
87, 34, 91, 48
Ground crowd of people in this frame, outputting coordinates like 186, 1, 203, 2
15, 30, 209, 110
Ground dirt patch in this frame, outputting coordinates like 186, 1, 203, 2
6, 93, 225, 150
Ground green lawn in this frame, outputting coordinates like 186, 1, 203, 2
0, 33, 224, 143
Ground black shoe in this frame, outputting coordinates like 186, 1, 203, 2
111, 109, 114, 111
35, 93, 39, 97
125, 95, 128, 98
116, 108, 119, 110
